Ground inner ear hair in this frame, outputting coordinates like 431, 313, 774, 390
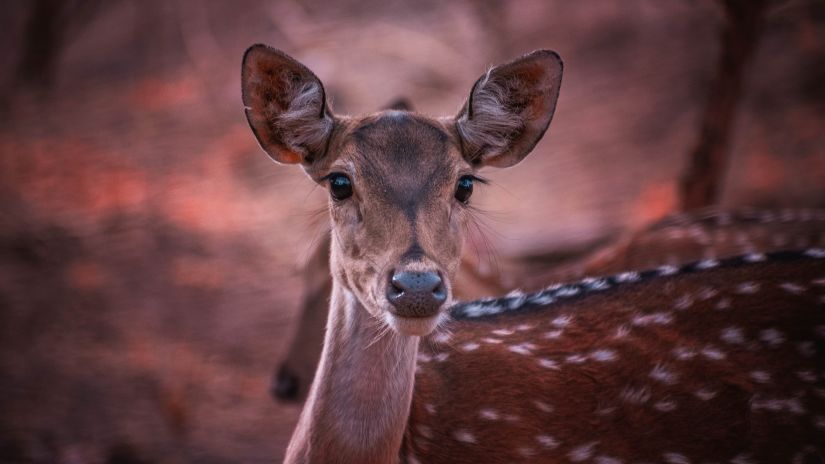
458, 71, 525, 162
242, 45, 334, 165
276, 79, 333, 163
456, 50, 563, 168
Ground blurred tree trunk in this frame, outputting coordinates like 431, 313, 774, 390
679, 0, 768, 211
15, 0, 108, 91
16, 0, 64, 89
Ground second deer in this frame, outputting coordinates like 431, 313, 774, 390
241, 45, 825, 463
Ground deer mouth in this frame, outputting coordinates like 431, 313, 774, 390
384, 311, 445, 337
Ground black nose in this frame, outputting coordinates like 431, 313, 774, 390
386, 271, 447, 318
271, 365, 300, 402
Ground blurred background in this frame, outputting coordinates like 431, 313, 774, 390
1, 0, 823, 462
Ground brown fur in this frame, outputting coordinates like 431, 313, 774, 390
274, 208, 825, 403
407, 255, 825, 463
241, 46, 824, 464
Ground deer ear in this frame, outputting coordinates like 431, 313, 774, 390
241, 45, 334, 165
456, 50, 563, 168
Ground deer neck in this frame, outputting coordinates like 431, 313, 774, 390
285, 267, 419, 464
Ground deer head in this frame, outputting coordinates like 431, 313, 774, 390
241, 45, 562, 337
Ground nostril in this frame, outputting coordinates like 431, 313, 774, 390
388, 273, 404, 300
432, 280, 447, 303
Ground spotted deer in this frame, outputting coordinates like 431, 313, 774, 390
241, 46, 825, 463
274, 209, 825, 402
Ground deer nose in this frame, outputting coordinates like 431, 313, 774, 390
386, 271, 447, 318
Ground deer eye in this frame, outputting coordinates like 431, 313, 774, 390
455, 175, 474, 203
328, 173, 353, 201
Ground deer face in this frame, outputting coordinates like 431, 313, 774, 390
242, 46, 562, 336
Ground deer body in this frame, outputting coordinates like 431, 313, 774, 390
274, 209, 825, 402
241, 46, 825, 463
408, 251, 825, 463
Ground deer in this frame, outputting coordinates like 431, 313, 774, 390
273, 208, 825, 403
241, 45, 825, 463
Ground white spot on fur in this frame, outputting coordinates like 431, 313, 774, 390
812, 277, 825, 286
416, 425, 433, 439
780, 282, 805, 294
418, 353, 432, 363
461, 342, 480, 352
425, 404, 436, 415
533, 400, 553, 413
650, 364, 678, 385
566, 354, 587, 364
462, 303, 496, 317
697, 287, 718, 300
804, 248, 825, 258
750, 370, 771, 384
614, 325, 631, 338
744, 253, 766, 263
701, 345, 726, 360
673, 347, 697, 360
492, 328, 514, 336
632, 312, 673, 326
568, 442, 598, 462
594, 456, 623, 464
721, 327, 746, 344
759, 328, 785, 347
538, 358, 559, 370
433, 332, 451, 344
529, 293, 556, 305
556, 286, 581, 297
551, 315, 573, 328
536, 434, 560, 449
654, 399, 678, 412
716, 298, 731, 310
615, 271, 640, 283
544, 329, 564, 339
673, 295, 693, 311
730, 454, 756, 464
453, 429, 476, 443
479, 408, 499, 420
591, 349, 618, 362
434, 353, 449, 362
695, 388, 718, 401
595, 404, 617, 416
662, 452, 691, 464
506, 292, 527, 310
583, 277, 610, 291
508, 343, 535, 356
658, 265, 679, 276
736, 282, 760, 294
751, 395, 806, 414
696, 259, 719, 269
515, 323, 534, 331
482, 337, 503, 344
621, 386, 652, 404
